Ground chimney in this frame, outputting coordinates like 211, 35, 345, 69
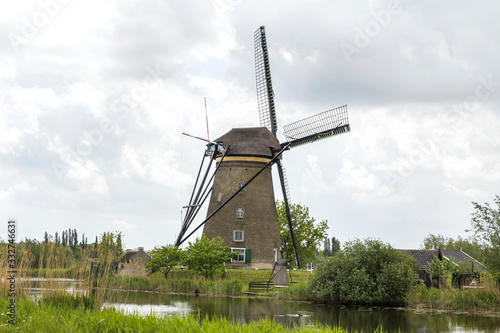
138, 247, 144, 251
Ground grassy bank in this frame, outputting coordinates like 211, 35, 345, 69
406, 282, 500, 313
105, 268, 313, 295
106, 274, 244, 295
1, 297, 358, 333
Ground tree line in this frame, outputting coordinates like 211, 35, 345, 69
43, 229, 88, 250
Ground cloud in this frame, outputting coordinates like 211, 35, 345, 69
1, 0, 499, 251
443, 183, 486, 200
112, 220, 138, 230
336, 159, 396, 202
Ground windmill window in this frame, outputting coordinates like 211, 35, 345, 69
236, 207, 244, 219
233, 230, 244, 242
231, 248, 245, 263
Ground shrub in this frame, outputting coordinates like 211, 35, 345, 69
307, 238, 417, 306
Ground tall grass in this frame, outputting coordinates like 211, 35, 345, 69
274, 283, 310, 301
406, 277, 500, 313
0, 241, 114, 309
0, 297, 359, 333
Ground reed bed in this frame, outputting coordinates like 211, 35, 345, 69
0, 241, 114, 309
406, 277, 500, 313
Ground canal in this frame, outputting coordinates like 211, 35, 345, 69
103, 289, 500, 332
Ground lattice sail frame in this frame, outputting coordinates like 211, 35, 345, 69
254, 26, 278, 135
283, 105, 350, 148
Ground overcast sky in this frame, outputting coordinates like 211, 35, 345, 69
1, 0, 499, 252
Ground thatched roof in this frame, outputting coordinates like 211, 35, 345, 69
215, 127, 281, 158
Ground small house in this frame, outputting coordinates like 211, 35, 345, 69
118, 247, 151, 276
401, 249, 484, 287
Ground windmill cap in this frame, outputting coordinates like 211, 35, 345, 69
215, 127, 281, 158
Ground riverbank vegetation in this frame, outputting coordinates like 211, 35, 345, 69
2, 195, 500, 318
0, 296, 364, 333
105, 267, 312, 295
406, 277, 500, 313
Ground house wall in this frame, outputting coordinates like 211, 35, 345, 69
118, 249, 151, 276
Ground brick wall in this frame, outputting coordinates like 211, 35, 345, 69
118, 247, 151, 276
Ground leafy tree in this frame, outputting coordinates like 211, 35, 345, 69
308, 238, 417, 306
183, 234, 235, 279
146, 245, 184, 278
73, 229, 78, 250
426, 255, 478, 288
422, 233, 446, 250
469, 195, 500, 274
426, 255, 457, 288
116, 232, 123, 252
276, 200, 329, 267
331, 237, 341, 256
323, 237, 331, 257
96, 231, 124, 273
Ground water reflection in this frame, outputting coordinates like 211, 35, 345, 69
103, 290, 500, 332
16, 277, 85, 296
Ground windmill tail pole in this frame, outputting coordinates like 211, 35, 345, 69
178, 143, 291, 246
204, 97, 210, 142
182, 150, 216, 231
181, 145, 228, 239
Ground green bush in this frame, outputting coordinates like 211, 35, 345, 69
307, 238, 417, 306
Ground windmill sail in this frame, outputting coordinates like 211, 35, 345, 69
276, 159, 301, 268
255, 25, 301, 269
254, 26, 278, 135
283, 105, 350, 148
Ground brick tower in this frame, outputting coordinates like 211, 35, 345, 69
202, 127, 282, 269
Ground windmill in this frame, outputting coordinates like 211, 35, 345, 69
176, 26, 350, 271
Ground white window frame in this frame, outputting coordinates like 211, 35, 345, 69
231, 248, 245, 263
233, 230, 244, 242
236, 207, 244, 219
